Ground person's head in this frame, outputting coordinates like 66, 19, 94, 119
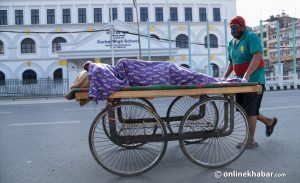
83, 60, 92, 71
230, 16, 246, 39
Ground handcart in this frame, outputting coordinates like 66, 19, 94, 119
74, 83, 262, 176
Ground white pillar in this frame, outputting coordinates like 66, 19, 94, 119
293, 73, 299, 89
274, 63, 283, 89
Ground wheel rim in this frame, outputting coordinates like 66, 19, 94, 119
179, 98, 248, 168
89, 102, 167, 176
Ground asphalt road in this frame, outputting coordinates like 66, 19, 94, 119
1, 90, 300, 183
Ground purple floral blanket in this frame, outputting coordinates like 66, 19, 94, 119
88, 58, 242, 101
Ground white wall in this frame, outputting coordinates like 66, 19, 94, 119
0, 0, 236, 80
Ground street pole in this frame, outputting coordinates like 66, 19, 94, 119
292, 18, 296, 76
276, 20, 281, 76
206, 20, 211, 76
292, 18, 297, 88
224, 19, 228, 68
133, 0, 142, 59
168, 19, 171, 62
147, 18, 151, 61
276, 20, 283, 89
187, 21, 192, 68
110, 0, 115, 65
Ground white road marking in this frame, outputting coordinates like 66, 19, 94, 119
261, 105, 300, 111
64, 108, 100, 111
0, 112, 12, 114
10, 121, 80, 126
265, 95, 300, 99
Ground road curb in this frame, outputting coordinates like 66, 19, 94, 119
265, 85, 300, 91
0, 98, 72, 105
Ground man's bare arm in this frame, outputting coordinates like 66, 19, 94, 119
223, 62, 233, 79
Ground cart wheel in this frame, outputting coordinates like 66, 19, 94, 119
179, 97, 248, 168
166, 96, 218, 134
89, 101, 167, 176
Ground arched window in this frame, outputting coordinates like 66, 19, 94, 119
21, 38, 36, 53
52, 37, 67, 52
211, 63, 219, 77
0, 40, 4, 54
0, 71, 5, 85
22, 69, 37, 84
53, 68, 63, 80
176, 34, 188, 49
205, 34, 218, 48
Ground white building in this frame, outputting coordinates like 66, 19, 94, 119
0, 0, 236, 87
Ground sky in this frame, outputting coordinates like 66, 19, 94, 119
236, 0, 300, 27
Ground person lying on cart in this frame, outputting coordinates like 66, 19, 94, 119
66, 58, 247, 105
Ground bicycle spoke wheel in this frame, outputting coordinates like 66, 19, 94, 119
179, 97, 248, 168
166, 96, 201, 133
89, 101, 167, 176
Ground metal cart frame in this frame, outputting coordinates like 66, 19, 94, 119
74, 83, 262, 176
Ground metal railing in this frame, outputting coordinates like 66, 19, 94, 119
266, 73, 300, 89
0, 78, 68, 100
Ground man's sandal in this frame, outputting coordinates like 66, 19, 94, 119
245, 142, 259, 149
236, 142, 259, 149
266, 117, 278, 137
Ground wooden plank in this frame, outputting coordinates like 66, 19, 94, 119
74, 85, 262, 100
109, 85, 262, 99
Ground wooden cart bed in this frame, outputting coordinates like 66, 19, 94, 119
73, 82, 262, 100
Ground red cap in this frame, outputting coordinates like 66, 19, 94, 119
230, 16, 246, 28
